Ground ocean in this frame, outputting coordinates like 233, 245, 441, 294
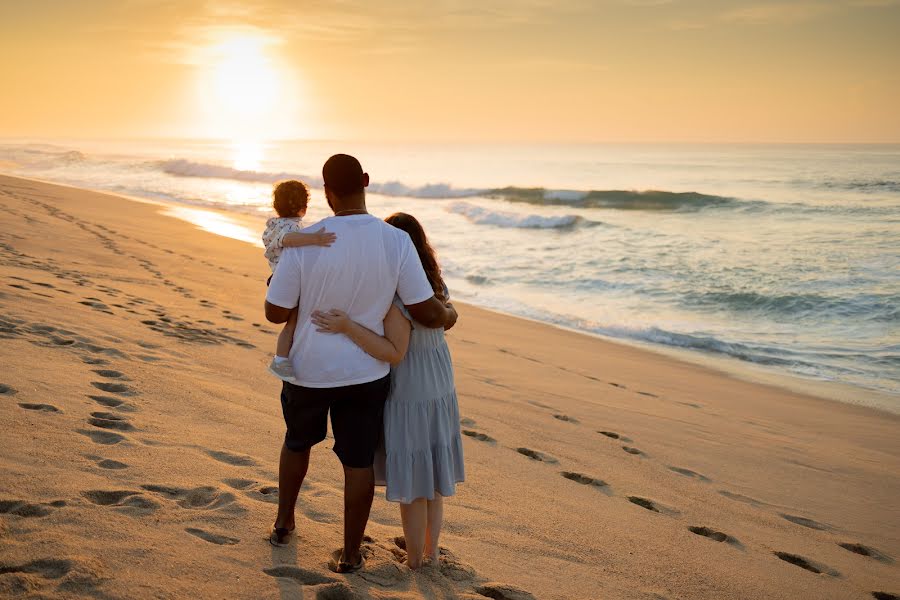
2, 139, 898, 410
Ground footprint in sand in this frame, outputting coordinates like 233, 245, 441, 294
462, 430, 496, 443
516, 448, 558, 464
718, 490, 764, 507
244, 486, 279, 504
779, 513, 830, 531
88, 412, 136, 432
561, 472, 610, 493
622, 446, 646, 457
79, 299, 113, 314
609, 382, 626, 389
81, 357, 108, 365
460, 417, 477, 427
78, 429, 126, 445
136, 354, 162, 362
677, 401, 703, 409
598, 431, 634, 443
205, 449, 258, 467
668, 467, 711, 482
0, 499, 66, 518
96, 459, 128, 470
82, 490, 138, 505
628, 496, 659, 512
872, 593, 898, 600
222, 478, 256, 490
838, 543, 892, 563
87, 395, 135, 412
185, 527, 240, 545
688, 526, 742, 548
553, 414, 579, 424
90, 381, 136, 396
82, 490, 159, 513
263, 566, 338, 586
0, 384, 17, 396
636, 391, 658, 398
140, 484, 239, 511
18, 403, 61, 412
474, 583, 538, 600
0, 558, 73, 579
773, 552, 839, 576
92, 369, 128, 380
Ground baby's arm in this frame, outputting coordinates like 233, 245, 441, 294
282, 227, 336, 248
311, 305, 411, 365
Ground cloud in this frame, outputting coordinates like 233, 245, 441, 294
620, 0, 675, 5
719, 2, 835, 25
716, 0, 898, 26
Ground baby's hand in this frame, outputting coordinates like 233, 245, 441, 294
311, 309, 351, 334
309, 227, 337, 247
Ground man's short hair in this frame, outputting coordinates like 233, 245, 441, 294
322, 154, 365, 198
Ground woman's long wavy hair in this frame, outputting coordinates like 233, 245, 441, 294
384, 212, 446, 300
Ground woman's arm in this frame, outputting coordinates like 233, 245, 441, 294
311, 305, 411, 365
282, 227, 336, 248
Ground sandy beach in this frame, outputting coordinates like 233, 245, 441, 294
1, 174, 898, 599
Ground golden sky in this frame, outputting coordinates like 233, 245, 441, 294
1, 0, 899, 142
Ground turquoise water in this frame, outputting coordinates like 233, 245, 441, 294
2, 140, 898, 408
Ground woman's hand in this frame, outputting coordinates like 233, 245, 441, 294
311, 309, 352, 334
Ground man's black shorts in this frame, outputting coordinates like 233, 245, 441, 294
280, 375, 390, 468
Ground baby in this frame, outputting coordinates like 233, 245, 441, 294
262, 180, 335, 383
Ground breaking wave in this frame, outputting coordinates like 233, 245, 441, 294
155, 159, 742, 211
447, 201, 594, 229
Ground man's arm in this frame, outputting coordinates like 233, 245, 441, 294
265, 301, 293, 324
406, 296, 457, 330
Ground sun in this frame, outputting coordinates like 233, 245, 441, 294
210, 35, 279, 118
190, 27, 308, 142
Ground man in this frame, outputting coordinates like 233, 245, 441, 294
264, 154, 457, 573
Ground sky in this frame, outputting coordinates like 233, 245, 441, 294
1, 0, 899, 143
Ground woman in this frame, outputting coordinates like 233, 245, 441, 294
311, 212, 464, 569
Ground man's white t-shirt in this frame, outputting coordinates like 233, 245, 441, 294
266, 214, 435, 388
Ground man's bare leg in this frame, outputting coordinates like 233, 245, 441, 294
341, 465, 375, 564
274, 444, 310, 531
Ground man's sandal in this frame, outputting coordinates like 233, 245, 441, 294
328, 549, 365, 573
268, 524, 295, 547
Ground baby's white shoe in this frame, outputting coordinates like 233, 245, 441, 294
268, 357, 297, 384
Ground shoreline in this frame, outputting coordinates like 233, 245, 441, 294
7, 171, 893, 415
1, 173, 898, 599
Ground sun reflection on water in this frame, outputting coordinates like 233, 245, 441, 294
231, 140, 263, 171
163, 206, 262, 247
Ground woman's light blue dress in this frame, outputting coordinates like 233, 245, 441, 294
374, 298, 465, 503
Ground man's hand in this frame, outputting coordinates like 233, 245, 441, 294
406, 296, 457, 329
443, 301, 458, 331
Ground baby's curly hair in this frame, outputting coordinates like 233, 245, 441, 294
273, 180, 310, 218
